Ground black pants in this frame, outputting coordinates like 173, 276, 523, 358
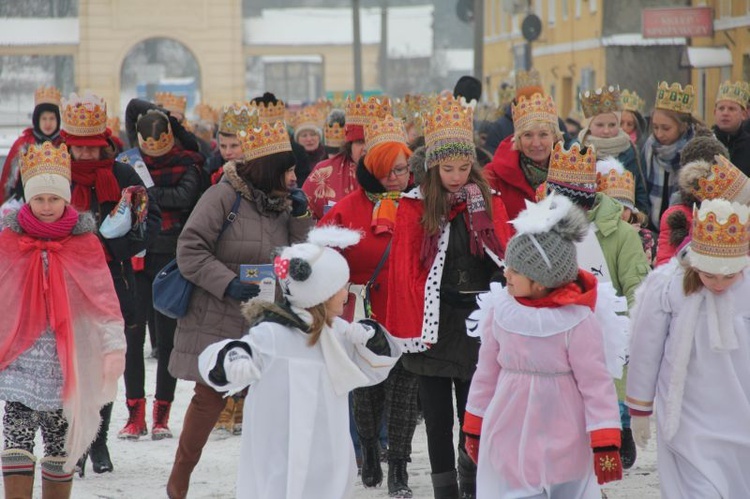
124, 252, 178, 402
418, 375, 471, 474
353, 360, 419, 461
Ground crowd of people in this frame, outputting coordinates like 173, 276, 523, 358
0, 69, 749, 499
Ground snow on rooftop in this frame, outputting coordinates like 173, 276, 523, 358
0, 18, 79, 46
245, 6, 434, 59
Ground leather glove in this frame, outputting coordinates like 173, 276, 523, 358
359, 319, 391, 356
631, 415, 652, 449
593, 446, 623, 485
289, 188, 309, 217
225, 278, 260, 301
208, 342, 259, 387
464, 435, 480, 464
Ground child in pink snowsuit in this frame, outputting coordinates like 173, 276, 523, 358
463, 194, 623, 498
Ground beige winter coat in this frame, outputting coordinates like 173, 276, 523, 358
169, 162, 313, 383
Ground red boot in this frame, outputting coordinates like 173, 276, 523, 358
152, 400, 173, 440
118, 398, 147, 440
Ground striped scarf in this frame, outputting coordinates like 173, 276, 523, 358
365, 191, 400, 235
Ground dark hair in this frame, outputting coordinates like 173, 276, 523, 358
453, 75, 482, 102
236, 150, 295, 194
250, 92, 280, 106
136, 111, 170, 141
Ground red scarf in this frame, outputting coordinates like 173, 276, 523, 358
17, 204, 79, 240
70, 159, 120, 212
515, 270, 598, 311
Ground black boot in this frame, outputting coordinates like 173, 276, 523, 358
75, 453, 87, 477
387, 459, 412, 498
360, 439, 383, 487
620, 428, 637, 469
90, 403, 114, 474
457, 447, 476, 499
431, 470, 459, 499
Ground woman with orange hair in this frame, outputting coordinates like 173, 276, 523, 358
319, 116, 419, 498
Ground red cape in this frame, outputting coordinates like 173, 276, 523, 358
483, 135, 537, 223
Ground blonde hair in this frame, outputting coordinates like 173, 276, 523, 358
511, 120, 563, 151
682, 266, 704, 296
306, 303, 333, 346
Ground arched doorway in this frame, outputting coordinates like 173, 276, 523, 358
120, 37, 201, 120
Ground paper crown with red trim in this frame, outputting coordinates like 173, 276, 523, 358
689, 199, 750, 274
35, 85, 61, 106
237, 121, 292, 162
61, 92, 108, 137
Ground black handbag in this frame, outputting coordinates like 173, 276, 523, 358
153, 193, 241, 319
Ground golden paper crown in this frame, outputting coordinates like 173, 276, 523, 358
515, 69, 543, 99
655, 82, 695, 114
35, 85, 61, 106
716, 80, 750, 108
512, 92, 557, 131
218, 103, 257, 134
691, 200, 750, 266
324, 123, 346, 148
365, 114, 408, 149
596, 168, 635, 206
238, 121, 292, 162
252, 100, 286, 124
548, 142, 597, 187
292, 107, 324, 132
344, 96, 392, 127
620, 89, 645, 114
154, 92, 187, 115
138, 122, 175, 158
693, 155, 749, 201
580, 85, 622, 119
194, 103, 219, 125
422, 95, 474, 157
61, 92, 107, 136
20, 142, 72, 184
498, 85, 515, 107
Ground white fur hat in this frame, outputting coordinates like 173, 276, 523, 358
274, 226, 361, 308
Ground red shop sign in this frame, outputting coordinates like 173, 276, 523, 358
642, 7, 714, 38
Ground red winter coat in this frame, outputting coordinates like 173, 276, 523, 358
385, 191, 511, 350
1, 129, 63, 204
319, 188, 392, 321
655, 203, 692, 267
301, 152, 358, 219
483, 136, 537, 222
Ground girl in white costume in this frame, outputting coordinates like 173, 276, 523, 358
198, 226, 401, 499
627, 198, 750, 498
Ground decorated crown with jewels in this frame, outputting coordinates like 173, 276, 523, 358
324, 122, 346, 148
655, 81, 695, 115
422, 95, 474, 151
218, 103, 257, 134
691, 199, 750, 263
365, 114, 408, 149
694, 155, 749, 202
548, 142, 597, 187
515, 68, 543, 99
21, 142, 71, 184
252, 100, 286, 124
237, 121, 292, 162
194, 103, 219, 125
580, 85, 622, 119
512, 92, 557, 130
292, 106, 324, 131
716, 80, 750, 109
61, 92, 107, 136
137, 112, 175, 158
620, 89, 645, 114
596, 168, 635, 207
35, 85, 61, 106
344, 95, 392, 127
154, 92, 187, 115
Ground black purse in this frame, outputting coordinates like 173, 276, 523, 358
153, 193, 241, 319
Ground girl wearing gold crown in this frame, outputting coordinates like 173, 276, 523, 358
0, 143, 125, 499
627, 198, 750, 498
1, 86, 63, 205
319, 114, 420, 496
386, 96, 511, 498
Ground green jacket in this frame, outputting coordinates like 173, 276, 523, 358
588, 193, 650, 309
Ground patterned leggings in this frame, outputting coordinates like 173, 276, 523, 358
352, 360, 419, 461
3, 402, 68, 457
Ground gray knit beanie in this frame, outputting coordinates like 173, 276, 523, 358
504, 194, 589, 288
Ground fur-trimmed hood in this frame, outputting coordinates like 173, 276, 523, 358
241, 299, 310, 332
3, 209, 97, 235
222, 161, 291, 215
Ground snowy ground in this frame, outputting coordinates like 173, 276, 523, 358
5, 354, 661, 498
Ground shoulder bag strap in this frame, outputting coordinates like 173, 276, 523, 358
362, 239, 392, 318
216, 192, 242, 244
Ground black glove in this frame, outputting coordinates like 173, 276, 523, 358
289, 188, 309, 217
224, 278, 260, 301
359, 319, 391, 356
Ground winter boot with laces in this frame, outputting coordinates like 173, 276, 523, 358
387, 459, 412, 498
360, 439, 383, 487
118, 398, 147, 440
152, 400, 173, 440
232, 396, 244, 435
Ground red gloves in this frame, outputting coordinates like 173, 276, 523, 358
590, 428, 623, 485
593, 447, 623, 484
462, 411, 483, 465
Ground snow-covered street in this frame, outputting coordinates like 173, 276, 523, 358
4, 354, 661, 498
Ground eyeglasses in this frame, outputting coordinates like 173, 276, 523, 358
387, 166, 410, 178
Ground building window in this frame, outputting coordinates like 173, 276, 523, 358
589, 0, 597, 14
489, 0, 496, 35
720, 0, 732, 18
562, 0, 569, 19
549, 0, 556, 25
580, 67, 595, 91
535, 0, 543, 20
499, 5, 507, 34
575, 0, 581, 18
